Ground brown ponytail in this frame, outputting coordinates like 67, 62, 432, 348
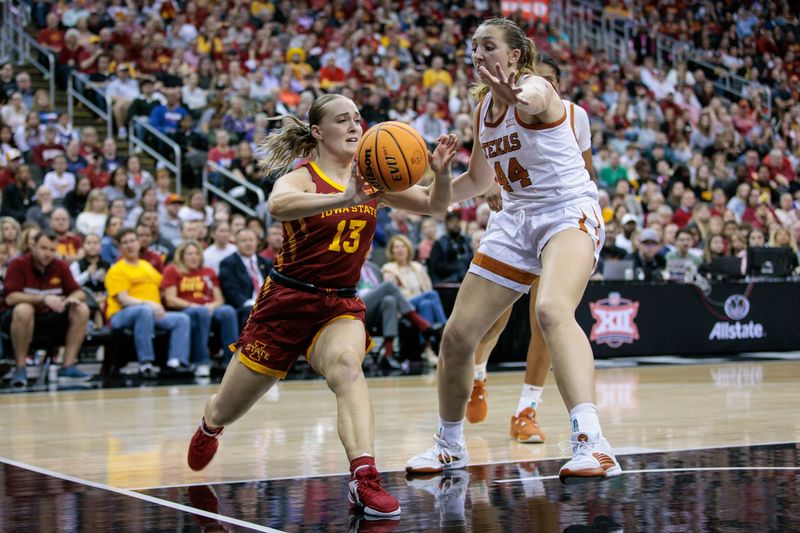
258, 93, 347, 177
469, 18, 540, 103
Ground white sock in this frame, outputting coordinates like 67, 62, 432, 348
569, 402, 602, 436
474, 361, 488, 381
515, 384, 544, 415
438, 418, 464, 444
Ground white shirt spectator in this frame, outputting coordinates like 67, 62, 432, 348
203, 243, 238, 275
615, 233, 634, 254
178, 205, 214, 226
375, 66, 402, 93
43, 170, 76, 199
75, 211, 108, 237
178, 23, 199, 44
106, 77, 140, 101
412, 112, 448, 147
248, 79, 273, 103
13, 124, 45, 153
1, 104, 28, 130
55, 122, 79, 145
181, 85, 208, 111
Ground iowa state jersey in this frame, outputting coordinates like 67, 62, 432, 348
478, 92, 598, 213
274, 162, 378, 288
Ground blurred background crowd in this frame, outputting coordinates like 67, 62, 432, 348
0, 0, 798, 374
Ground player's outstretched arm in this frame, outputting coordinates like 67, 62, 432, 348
450, 105, 497, 204
383, 134, 459, 215
268, 167, 380, 221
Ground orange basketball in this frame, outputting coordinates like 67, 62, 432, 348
356, 121, 428, 192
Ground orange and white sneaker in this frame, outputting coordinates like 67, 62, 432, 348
509, 407, 546, 443
558, 432, 621, 484
466, 379, 488, 424
406, 434, 468, 474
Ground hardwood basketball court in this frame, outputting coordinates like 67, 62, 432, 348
2, 358, 799, 531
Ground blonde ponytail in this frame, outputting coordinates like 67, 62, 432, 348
258, 93, 347, 177
258, 116, 317, 177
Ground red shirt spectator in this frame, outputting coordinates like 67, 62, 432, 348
32, 142, 65, 170
319, 58, 346, 89
161, 264, 219, 304
4, 252, 80, 314
141, 248, 165, 273
671, 206, 692, 228
763, 150, 796, 183
57, 233, 84, 260
81, 164, 110, 189
38, 20, 65, 54
208, 141, 236, 170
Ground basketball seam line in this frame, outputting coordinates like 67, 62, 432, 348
373, 124, 390, 191
381, 128, 414, 190
390, 121, 428, 163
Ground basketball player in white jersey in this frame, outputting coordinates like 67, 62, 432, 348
465, 54, 596, 445
406, 18, 620, 483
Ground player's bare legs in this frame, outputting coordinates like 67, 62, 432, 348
312, 317, 400, 517
204, 355, 280, 427
438, 274, 521, 422
535, 230, 596, 409
311, 318, 374, 460
188, 354, 279, 471
537, 228, 620, 482
468, 279, 550, 442
407, 274, 520, 474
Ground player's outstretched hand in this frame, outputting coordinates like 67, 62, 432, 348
477, 63, 530, 109
429, 133, 460, 180
344, 164, 383, 206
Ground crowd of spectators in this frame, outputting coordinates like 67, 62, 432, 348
0, 1, 799, 384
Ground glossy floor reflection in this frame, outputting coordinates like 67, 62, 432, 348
136, 442, 799, 532
0, 462, 220, 532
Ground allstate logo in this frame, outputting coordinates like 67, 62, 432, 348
724, 294, 750, 321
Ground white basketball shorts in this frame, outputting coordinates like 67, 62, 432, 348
468, 200, 605, 293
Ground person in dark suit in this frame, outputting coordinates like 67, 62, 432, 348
219, 228, 272, 326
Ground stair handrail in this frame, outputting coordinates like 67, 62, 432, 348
128, 116, 183, 194
66, 70, 113, 137
203, 160, 266, 218
1, 1, 56, 104
550, 0, 772, 115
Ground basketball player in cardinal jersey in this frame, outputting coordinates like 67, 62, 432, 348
406, 18, 621, 483
466, 54, 596, 445
187, 94, 459, 518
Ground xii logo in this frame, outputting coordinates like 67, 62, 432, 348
589, 292, 640, 348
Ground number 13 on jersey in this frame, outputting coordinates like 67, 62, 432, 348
329, 220, 367, 253
494, 157, 531, 192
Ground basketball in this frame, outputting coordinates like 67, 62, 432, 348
356, 121, 428, 193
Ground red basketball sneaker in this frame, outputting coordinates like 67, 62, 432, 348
349, 463, 401, 518
187, 420, 223, 471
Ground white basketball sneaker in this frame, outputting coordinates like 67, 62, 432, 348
406, 434, 468, 474
558, 432, 622, 484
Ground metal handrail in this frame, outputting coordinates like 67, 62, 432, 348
66, 70, 113, 136
1, 1, 56, 104
552, 0, 772, 113
128, 116, 183, 194
203, 161, 266, 217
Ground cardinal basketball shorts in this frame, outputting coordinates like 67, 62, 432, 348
234, 279, 372, 379
468, 199, 605, 293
